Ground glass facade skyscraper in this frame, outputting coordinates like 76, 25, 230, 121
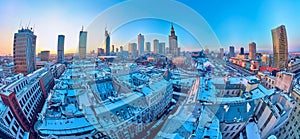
57, 35, 65, 63
79, 29, 87, 59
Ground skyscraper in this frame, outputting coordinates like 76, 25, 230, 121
79, 27, 87, 59
249, 42, 256, 60
159, 42, 166, 55
153, 39, 159, 54
128, 43, 137, 57
13, 28, 36, 75
104, 29, 110, 56
120, 46, 124, 53
169, 25, 179, 57
112, 45, 115, 53
220, 48, 224, 58
272, 25, 288, 69
229, 46, 235, 57
57, 35, 65, 63
138, 34, 144, 56
145, 42, 151, 53
240, 47, 244, 55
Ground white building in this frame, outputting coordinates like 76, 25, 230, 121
0, 68, 54, 138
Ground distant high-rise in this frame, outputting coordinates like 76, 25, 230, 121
145, 42, 151, 53
138, 34, 144, 56
13, 28, 36, 75
104, 29, 110, 56
153, 39, 159, 54
40, 51, 50, 61
57, 35, 65, 63
220, 48, 224, 58
249, 42, 256, 60
79, 27, 87, 59
112, 45, 115, 53
169, 25, 179, 57
128, 43, 137, 57
240, 47, 244, 55
120, 46, 124, 53
272, 25, 288, 69
159, 42, 166, 55
229, 46, 235, 57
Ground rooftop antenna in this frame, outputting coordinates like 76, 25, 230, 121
19, 20, 22, 29
81, 25, 84, 31
27, 19, 31, 29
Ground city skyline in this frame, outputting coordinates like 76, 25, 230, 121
1, 0, 300, 56
1, 1, 300, 138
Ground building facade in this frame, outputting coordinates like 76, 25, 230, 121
275, 84, 300, 138
128, 43, 137, 58
138, 34, 144, 56
57, 35, 65, 63
159, 42, 166, 55
79, 29, 87, 59
0, 68, 54, 138
104, 29, 110, 56
153, 39, 159, 54
168, 25, 179, 57
40, 51, 50, 61
228, 46, 235, 57
240, 47, 244, 55
220, 48, 224, 59
13, 28, 37, 75
249, 42, 256, 60
145, 42, 151, 53
272, 25, 288, 69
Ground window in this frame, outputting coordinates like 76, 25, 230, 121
12, 126, 17, 134
224, 126, 229, 131
8, 111, 13, 119
4, 116, 10, 125
230, 126, 235, 130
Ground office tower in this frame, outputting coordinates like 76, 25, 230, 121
138, 34, 144, 56
220, 48, 224, 58
159, 42, 166, 55
120, 46, 123, 53
128, 43, 137, 57
40, 51, 50, 61
240, 47, 244, 55
116, 48, 119, 53
13, 28, 37, 75
112, 45, 115, 53
272, 25, 288, 69
249, 42, 256, 60
145, 42, 151, 53
153, 39, 159, 54
104, 29, 110, 56
169, 25, 179, 57
229, 46, 235, 57
79, 27, 87, 59
57, 35, 65, 63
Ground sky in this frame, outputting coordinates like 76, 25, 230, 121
0, 0, 300, 56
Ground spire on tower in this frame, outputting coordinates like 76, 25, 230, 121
170, 23, 175, 36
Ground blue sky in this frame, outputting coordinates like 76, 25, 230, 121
0, 0, 299, 55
